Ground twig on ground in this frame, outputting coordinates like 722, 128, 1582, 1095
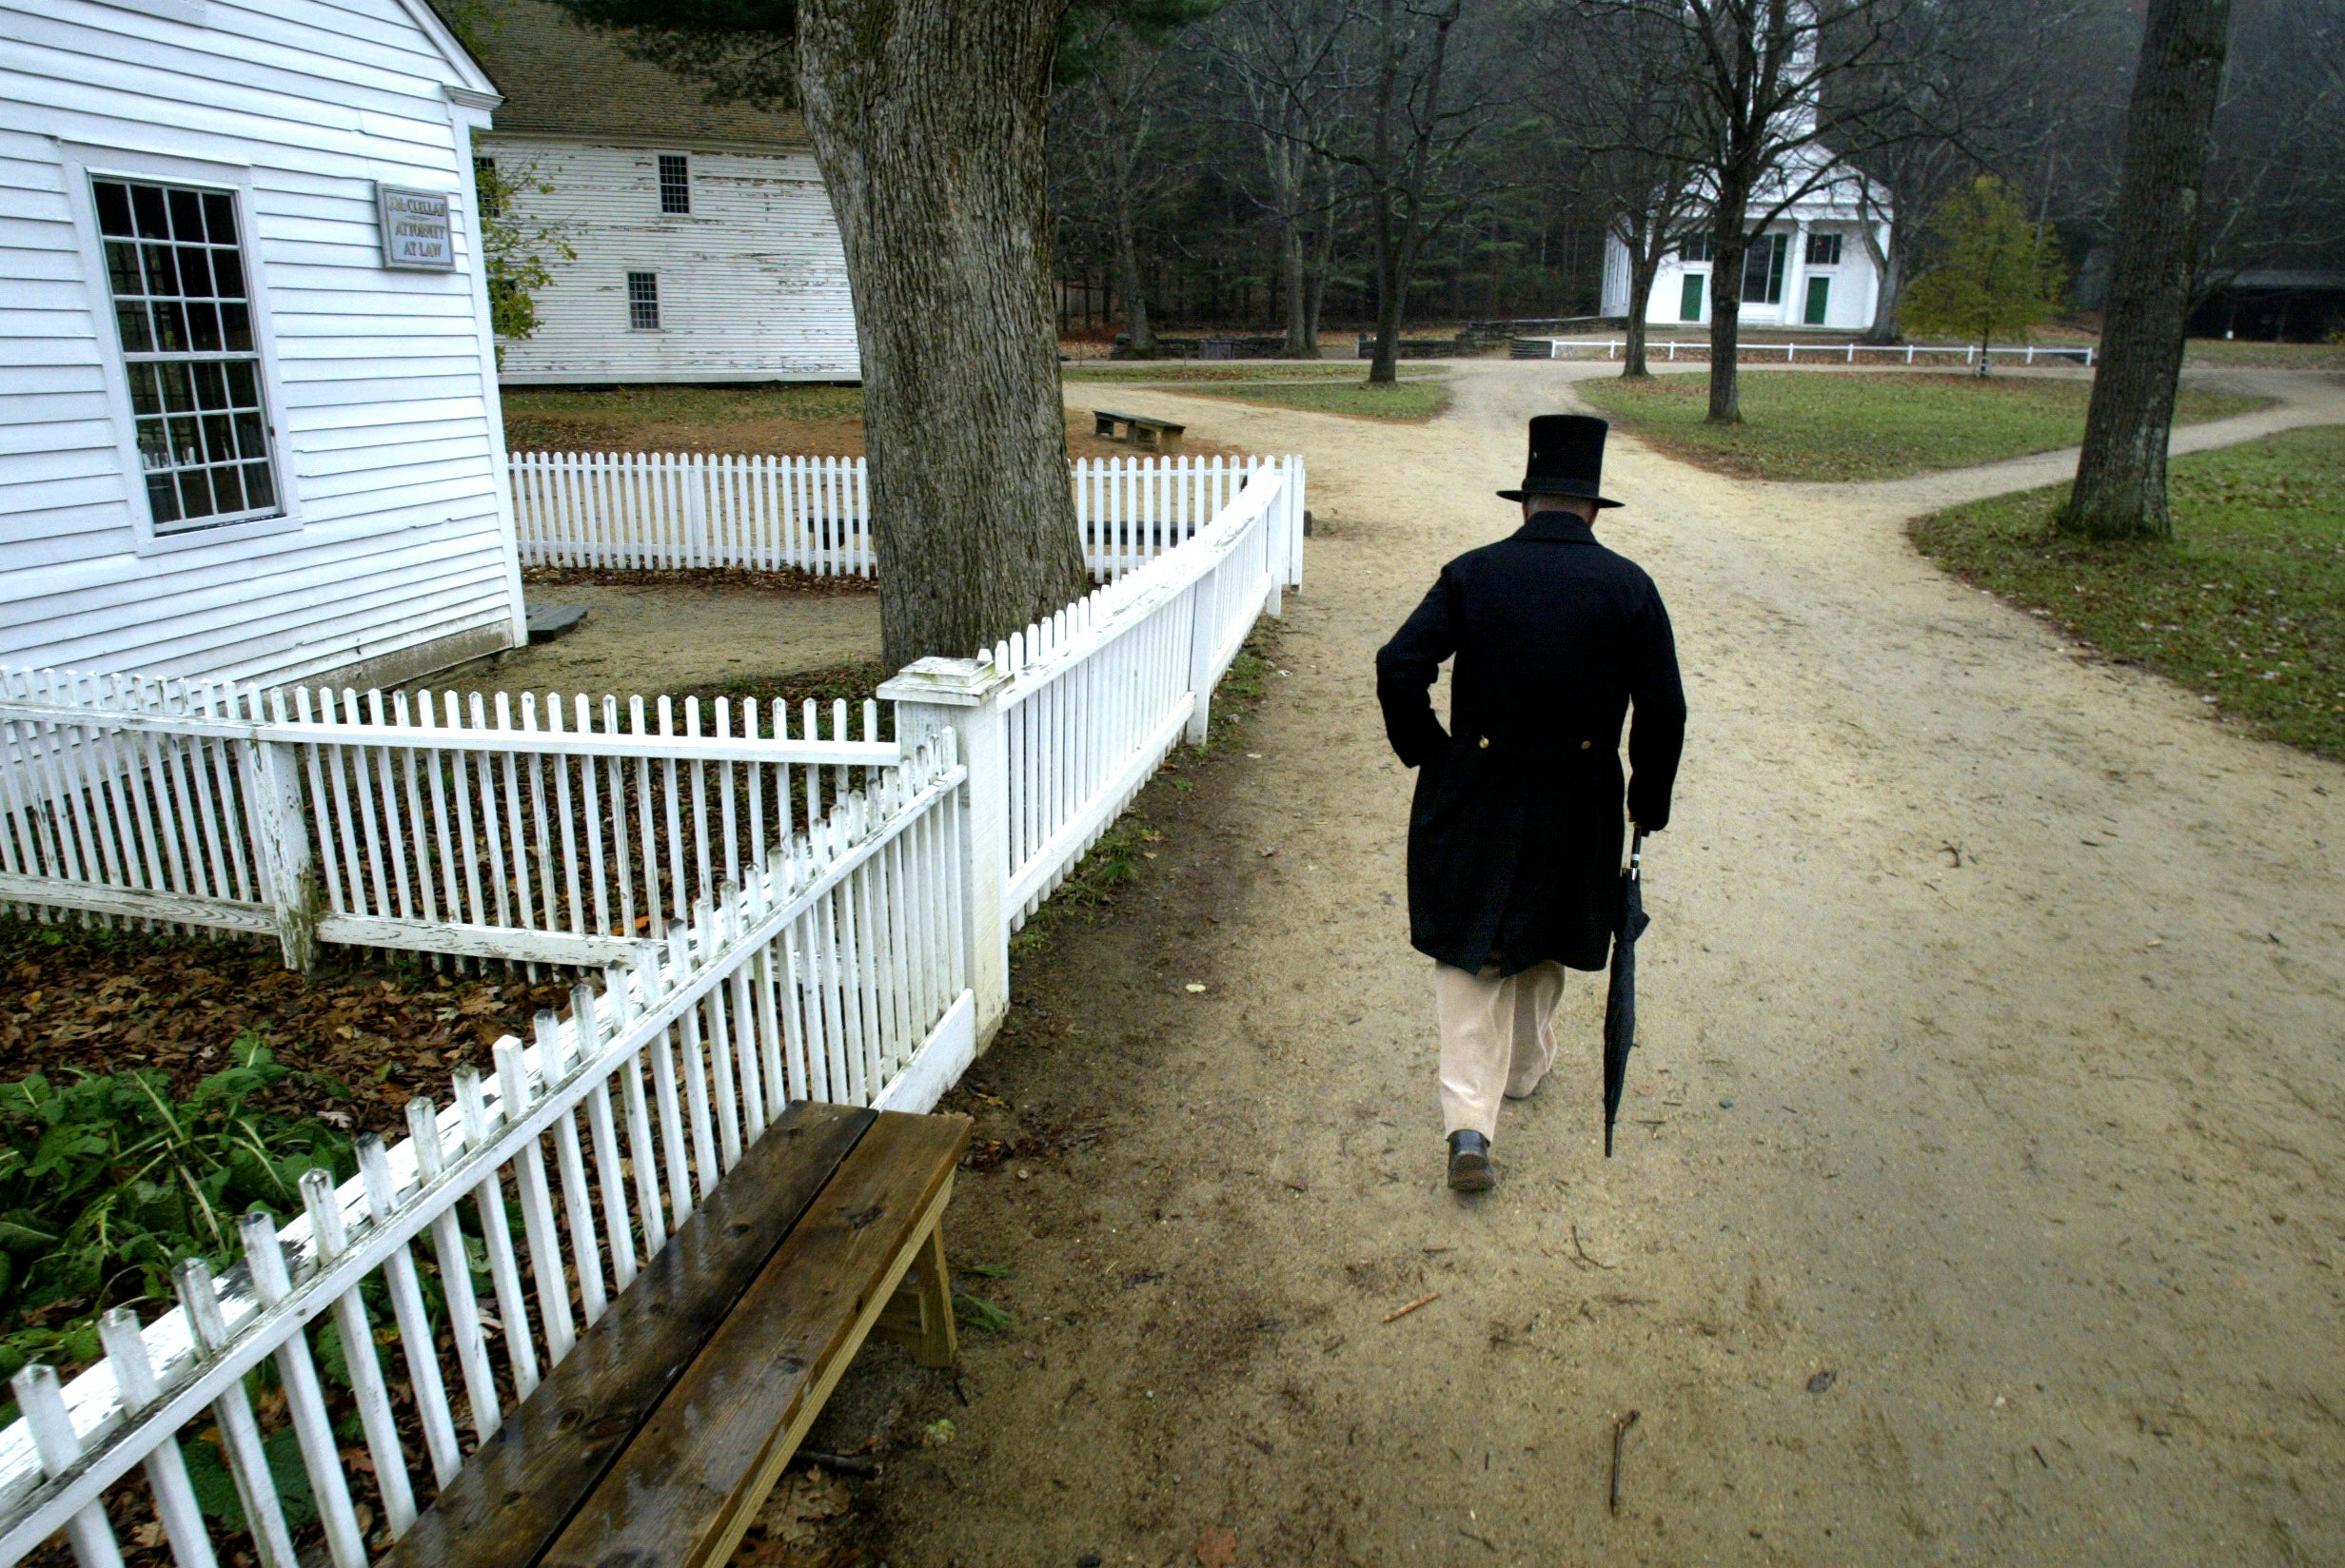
1383, 1291, 1442, 1323
1609, 1408, 1641, 1516
1571, 1225, 1619, 1270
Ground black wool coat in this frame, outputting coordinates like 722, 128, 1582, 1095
1375, 512, 1685, 975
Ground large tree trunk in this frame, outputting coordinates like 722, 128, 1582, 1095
1860, 215, 1903, 344
2062, 0, 2234, 540
1280, 211, 1312, 357
797, 0, 1091, 671
1114, 187, 1153, 354
1621, 230, 1659, 378
1706, 193, 1749, 423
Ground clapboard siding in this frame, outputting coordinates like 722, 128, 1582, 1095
0, 0, 523, 691
488, 138, 859, 384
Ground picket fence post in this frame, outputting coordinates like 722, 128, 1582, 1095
877, 656, 1014, 1050
1183, 566, 1220, 747
242, 731, 318, 972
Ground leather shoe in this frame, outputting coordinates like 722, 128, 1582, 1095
1447, 1129, 1494, 1192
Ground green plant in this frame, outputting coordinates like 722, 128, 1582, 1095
474, 159, 575, 352
1903, 176, 2069, 374
0, 1033, 356, 1387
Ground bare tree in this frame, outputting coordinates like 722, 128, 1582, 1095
1211, 0, 1356, 356
1316, 0, 1501, 384
2063, 0, 2235, 540
1539, 1, 1707, 376
2194, 0, 2345, 307
1597, 0, 1899, 422
1060, 22, 1192, 354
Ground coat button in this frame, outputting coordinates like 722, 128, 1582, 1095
1581, 740, 1592, 750
1478, 736, 1489, 749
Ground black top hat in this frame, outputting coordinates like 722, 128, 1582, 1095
1497, 413, 1623, 508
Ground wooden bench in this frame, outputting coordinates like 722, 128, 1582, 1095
390, 1102, 971, 1568
1093, 408, 1186, 451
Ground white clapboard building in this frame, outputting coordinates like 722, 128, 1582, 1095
461, 0, 859, 384
1, 0, 527, 690
1601, 142, 1893, 333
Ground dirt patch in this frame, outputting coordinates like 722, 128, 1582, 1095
420, 582, 882, 705
0, 919, 573, 1140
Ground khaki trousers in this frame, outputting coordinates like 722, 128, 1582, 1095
1435, 960, 1565, 1138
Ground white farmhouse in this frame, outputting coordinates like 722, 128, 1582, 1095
2, 0, 527, 690
460, 0, 858, 384
1601, 143, 1892, 333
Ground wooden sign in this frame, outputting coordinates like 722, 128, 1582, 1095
376, 184, 454, 270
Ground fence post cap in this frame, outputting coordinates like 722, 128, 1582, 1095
877, 657, 1012, 707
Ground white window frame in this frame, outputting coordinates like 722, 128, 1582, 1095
626, 269, 662, 330
60, 142, 304, 557
656, 152, 691, 216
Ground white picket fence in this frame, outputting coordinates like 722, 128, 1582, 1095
0, 456, 1307, 1568
508, 450, 1272, 581
0, 734, 973, 1568
0, 671, 896, 970
1512, 336, 2097, 367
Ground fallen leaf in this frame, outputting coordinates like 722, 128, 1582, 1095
1185, 982, 1207, 993
1807, 1369, 1836, 1394
1195, 1525, 1238, 1568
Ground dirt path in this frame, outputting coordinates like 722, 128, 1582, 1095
808, 362, 2345, 1568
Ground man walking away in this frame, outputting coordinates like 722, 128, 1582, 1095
1375, 415, 1685, 1193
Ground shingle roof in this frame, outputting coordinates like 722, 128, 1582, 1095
439, 0, 810, 148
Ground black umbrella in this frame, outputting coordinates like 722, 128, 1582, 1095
1602, 831, 1650, 1158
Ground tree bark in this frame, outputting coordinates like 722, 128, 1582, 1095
1706, 189, 1749, 423
796, 0, 1092, 670
1113, 183, 1153, 353
2062, 0, 2234, 541
1620, 225, 1663, 378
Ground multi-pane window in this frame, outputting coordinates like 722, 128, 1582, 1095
474, 156, 502, 218
1805, 231, 1842, 266
627, 271, 660, 329
94, 177, 280, 532
1678, 230, 1712, 264
1741, 232, 1789, 304
658, 154, 690, 215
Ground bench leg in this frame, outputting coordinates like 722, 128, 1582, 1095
877, 1220, 959, 1368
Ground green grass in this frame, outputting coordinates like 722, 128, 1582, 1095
2181, 340, 2345, 370
1063, 362, 1414, 383
1911, 426, 2345, 759
1575, 371, 2266, 481
1160, 377, 1451, 421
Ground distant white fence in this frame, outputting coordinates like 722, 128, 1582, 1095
0, 734, 973, 1568
1512, 336, 2097, 367
0, 457, 1305, 1568
509, 450, 1275, 581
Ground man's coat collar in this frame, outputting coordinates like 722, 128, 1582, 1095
1513, 511, 1599, 544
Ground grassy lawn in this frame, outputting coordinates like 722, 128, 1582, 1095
1575, 370, 2266, 481
1066, 360, 1451, 421
1911, 426, 2345, 759
1062, 362, 1387, 383
2181, 340, 2345, 370
501, 382, 1247, 460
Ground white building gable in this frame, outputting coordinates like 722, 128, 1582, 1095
457, 0, 859, 384
1, 0, 526, 689
1601, 143, 1893, 333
